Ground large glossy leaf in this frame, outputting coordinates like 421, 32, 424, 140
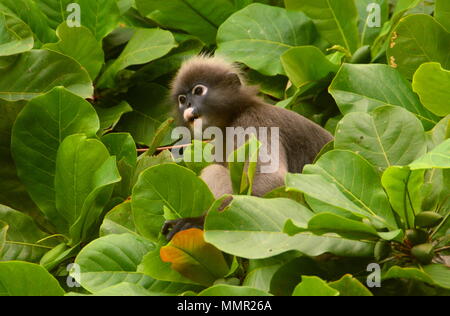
0, 261, 64, 296
11, 88, 99, 228
0, 50, 93, 101
304, 150, 396, 229
205, 196, 374, 259
381, 167, 424, 229
292, 276, 340, 296
136, 0, 235, 44
115, 84, 172, 146
216, 3, 318, 76
55, 134, 121, 243
74, 0, 121, 41
0, 0, 56, 44
412, 62, 450, 117
74, 233, 155, 293
160, 228, 228, 286
329, 64, 439, 129
0, 205, 56, 262
285, 0, 360, 53
409, 139, 450, 170
329, 275, 373, 296
132, 164, 214, 241
435, 0, 450, 32
281, 46, 339, 89
334, 106, 428, 170
382, 265, 450, 290
286, 173, 376, 220
198, 285, 272, 296
96, 101, 133, 133
35, 0, 71, 29
97, 28, 176, 88
0, 11, 33, 56
43, 23, 104, 80
387, 14, 450, 80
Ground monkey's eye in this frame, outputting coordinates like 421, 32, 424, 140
193, 85, 208, 96
178, 95, 187, 105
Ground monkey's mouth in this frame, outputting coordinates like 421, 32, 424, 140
187, 114, 201, 124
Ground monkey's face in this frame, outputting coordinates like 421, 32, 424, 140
174, 76, 241, 131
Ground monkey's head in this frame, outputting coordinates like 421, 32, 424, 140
171, 55, 255, 130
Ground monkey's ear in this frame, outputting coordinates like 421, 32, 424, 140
225, 73, 242, 86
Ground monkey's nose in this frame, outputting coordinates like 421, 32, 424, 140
183, 108, 200, 122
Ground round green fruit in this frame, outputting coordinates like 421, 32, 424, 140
415, 212, 443, 228
411, 244, 435, 265
405, 229, 428, 246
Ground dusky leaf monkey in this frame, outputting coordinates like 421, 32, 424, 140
162, 56, 333, 240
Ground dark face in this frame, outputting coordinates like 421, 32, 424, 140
172, 68, 242, 130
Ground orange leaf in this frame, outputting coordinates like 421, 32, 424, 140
160, 228, 229, 286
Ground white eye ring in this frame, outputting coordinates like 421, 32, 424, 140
178, 95, 187, 107
192, 84, 208, 96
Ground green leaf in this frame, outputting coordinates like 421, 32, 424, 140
11, 88, 99, 228
100, 201, 136, 236
412, 62, 450, 117
115, 84, 171, 146
55, 134, 121, 243
74, 0, 121, 41
0, 50, 93, 101
334, 106, 428, 170
138, 243, 197, 285
387, 14, 450, 80
292, 276, 340, 296
74, 233, 155, 293
216, 3, 318, 76
34, 0, 71, 29
0, 11, 33, 56
382, 264, 450, 290
132, 164, 214, 241
410, 139, 450, 170
160, 228, 229, 286
435, 0, 450, 32
304, 150, 396, 229
281, 46, 339, 89
198, 285, 272, 296
43, 23, 104, 80
328, 274, 373, 296
356, 0, 388, 46
285, 0, 360, 53
228, 135, 261, 195
329, 64, 439, 129
95, 101, 133, 132
286, 173, 375, 220
102, 133, 137, 199
0, 261, 64, 296
146, 118, 175, 156
205, 196, 374, 259
0, 99, 39, 216
136, 0, 235, 44
307, 213, 379, 240
0, 205, 56, 262
0, 0, 57, 44
381, 167, 424, 228
97, 28, 176, 88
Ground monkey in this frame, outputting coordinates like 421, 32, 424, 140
162, 55, 333, 240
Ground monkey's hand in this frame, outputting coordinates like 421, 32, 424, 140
162, 215, 206, 241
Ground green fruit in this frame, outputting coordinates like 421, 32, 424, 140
374, 240, 391, 261
405, 229, 428, 245
411, 244, 435, 265
40, 243, 68, 270
415, 212, 443, 228
350, 45, 371, 64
